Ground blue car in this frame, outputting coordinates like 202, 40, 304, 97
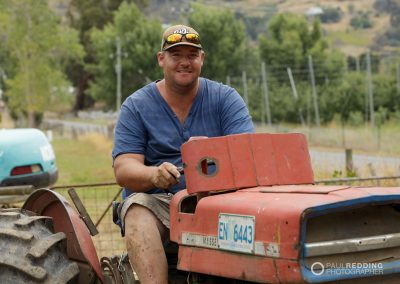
0, 128, 58, 188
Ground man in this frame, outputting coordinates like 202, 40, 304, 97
112, 24, 254, 283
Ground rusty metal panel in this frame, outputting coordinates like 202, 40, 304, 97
275, 259, 306, 283
267, 133, 314, 185
175, 133, 400, 282
182, 136, 236, 193
170, 186, 400, 282
250, 133, 279, 185
227, 134, 258, 189
169, 190, 193, 243
178, 245, 280, 283
182, 133, 314, 195
171, 189, 305, 260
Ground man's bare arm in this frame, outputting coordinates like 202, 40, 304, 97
113, 153, 181, 192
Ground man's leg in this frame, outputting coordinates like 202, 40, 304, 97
124, 204, 168, 284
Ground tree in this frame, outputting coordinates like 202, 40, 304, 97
259, 13, 310, 77
0, 0, 83, 127
323, 72, 366, 122
259, 14, 344, 84
372, 73, 398, 112
350, 11, 373, 29
87, 2, 162, 109
256, 13, 346, 125
66, 0, 125, 111
189, 2, 247, 82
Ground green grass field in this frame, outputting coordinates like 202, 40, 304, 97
327, 30, 372, 47
52, 133, 115, 185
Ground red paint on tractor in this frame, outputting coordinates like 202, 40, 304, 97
181, 133, 314, 194
171, 133, 400, 283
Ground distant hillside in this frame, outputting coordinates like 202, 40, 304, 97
50, 0, 395, 57
142, 0, 393, 56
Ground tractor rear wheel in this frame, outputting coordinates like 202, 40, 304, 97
0, 209, 79, 284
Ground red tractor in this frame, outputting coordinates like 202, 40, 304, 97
2, 133, 400, 283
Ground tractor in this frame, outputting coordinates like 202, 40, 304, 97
1, 132, 400, 283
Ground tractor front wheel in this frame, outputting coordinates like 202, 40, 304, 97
0, 209, 79, 283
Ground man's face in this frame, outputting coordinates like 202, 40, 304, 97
158, 45, 204, 89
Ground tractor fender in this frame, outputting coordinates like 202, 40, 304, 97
22, 188, 103, 283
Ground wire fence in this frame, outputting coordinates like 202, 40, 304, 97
51, 183, 125, 259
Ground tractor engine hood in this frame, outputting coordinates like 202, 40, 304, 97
169, 133, 400, 283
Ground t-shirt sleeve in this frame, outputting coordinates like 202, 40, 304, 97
112, 99, 147, 161
220, 87, 255, 135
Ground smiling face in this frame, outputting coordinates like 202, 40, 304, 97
157, 45, 205, 91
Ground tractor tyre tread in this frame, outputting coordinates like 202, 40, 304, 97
0, 209, 79, 284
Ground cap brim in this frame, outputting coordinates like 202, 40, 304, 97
163, 42, 202, 51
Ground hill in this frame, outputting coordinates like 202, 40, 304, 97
49, 0, 395, 57
142, 0, 393, 57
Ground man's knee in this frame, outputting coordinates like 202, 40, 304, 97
125, 204, 168, 242
125, 204, 154, 227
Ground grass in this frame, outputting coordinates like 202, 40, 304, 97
327, 30, 372, 47
52, 133, 115, 185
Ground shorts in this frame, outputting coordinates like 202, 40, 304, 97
120, 192, 173, 230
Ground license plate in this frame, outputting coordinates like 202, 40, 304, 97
218, 213, 255, 253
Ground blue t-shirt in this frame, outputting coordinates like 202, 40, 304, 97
112, 77, 254, 198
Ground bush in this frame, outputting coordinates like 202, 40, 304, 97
348, 111, 364, 126
350, 11, 373, 29
390, 111, 400, 123
320, 7, 343, 23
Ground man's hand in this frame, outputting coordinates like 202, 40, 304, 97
150, 162, 181, 190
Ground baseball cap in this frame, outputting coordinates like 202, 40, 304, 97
161, 24, 202, 51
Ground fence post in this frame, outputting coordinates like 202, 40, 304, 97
397, 64, 400, 94
366, 50, 375, 127
242, 71, 249, 107
308, 55, 320, 126
226, 75, 231, 86
345, 148, 353, 176
367, 163, 380, 186
356, 56, 360, 72
261, 62, 272, 127
115, 37, 122, 113
287, 67, 305, 126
